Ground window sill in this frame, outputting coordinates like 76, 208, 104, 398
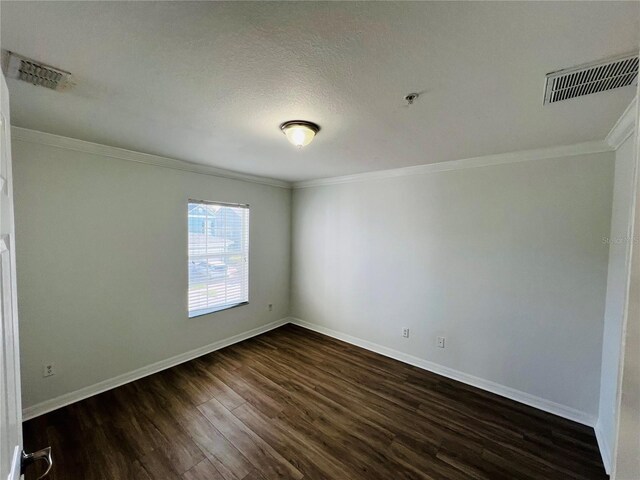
188, 301, 249, 319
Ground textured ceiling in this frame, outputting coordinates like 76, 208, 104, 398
1, 1, 638, 182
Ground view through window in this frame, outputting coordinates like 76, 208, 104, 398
188, 200, 249, 317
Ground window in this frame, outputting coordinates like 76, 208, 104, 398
188, 200, 249, 317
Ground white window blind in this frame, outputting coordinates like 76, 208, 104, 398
188, 200, 249, 317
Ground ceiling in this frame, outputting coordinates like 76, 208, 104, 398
1, 2, 638, 182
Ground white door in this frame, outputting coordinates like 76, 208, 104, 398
0, 72, 51, 480
0, 68, 23, 480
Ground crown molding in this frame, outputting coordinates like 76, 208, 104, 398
11, 127, 291, 189
606, 96, 638, 150
13, 121, 628, 191
293, 140, 613, 189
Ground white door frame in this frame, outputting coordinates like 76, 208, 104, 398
0, 70, 24, 480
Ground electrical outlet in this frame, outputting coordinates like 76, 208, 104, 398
268, 304, 273, 312
43, 363, 55, 377
402, 327, 410, 338
437, 337, 445, 348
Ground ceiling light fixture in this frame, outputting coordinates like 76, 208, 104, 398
280, 120, 320, 148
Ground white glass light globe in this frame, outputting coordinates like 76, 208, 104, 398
280, 121, 320, 148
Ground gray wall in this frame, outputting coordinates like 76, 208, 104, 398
13, 133, 621, 426
291, 152, 614, 417
598, 133, 636, 465
13, 139, 291, 409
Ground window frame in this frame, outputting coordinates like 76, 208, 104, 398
187, 199, 250, 318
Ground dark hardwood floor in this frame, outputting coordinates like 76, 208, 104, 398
23, 324, 607, 480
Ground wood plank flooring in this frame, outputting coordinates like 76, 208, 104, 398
23, 324, 608, 480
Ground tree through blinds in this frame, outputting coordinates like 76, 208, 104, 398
187, 200, 249, 317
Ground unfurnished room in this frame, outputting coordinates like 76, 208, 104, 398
0, 2, 639, 479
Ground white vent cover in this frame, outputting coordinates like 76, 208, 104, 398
1, 50, 73, 91
544, 53, 638, 104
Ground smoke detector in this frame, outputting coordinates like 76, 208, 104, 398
543, 52, 638, 105
1, 50, 73, 91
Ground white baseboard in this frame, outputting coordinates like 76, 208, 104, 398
22, 318, 290, 421
289, 317, 597, 427
594, 420, 612, 474
23, 315, 607, 469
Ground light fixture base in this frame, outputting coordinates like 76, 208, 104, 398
279, 120, 320, 134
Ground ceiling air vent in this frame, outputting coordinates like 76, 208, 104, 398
1, 50, 73, 91
544, 53, 638, 105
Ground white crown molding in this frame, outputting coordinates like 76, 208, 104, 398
595, 420, 612, 474
11, 127, 292, 189
13, 126, 623, 191
22, 317, 290, 420
293, 140, 613, 189
606, 96, 638, 150
289, 317, 597, 427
